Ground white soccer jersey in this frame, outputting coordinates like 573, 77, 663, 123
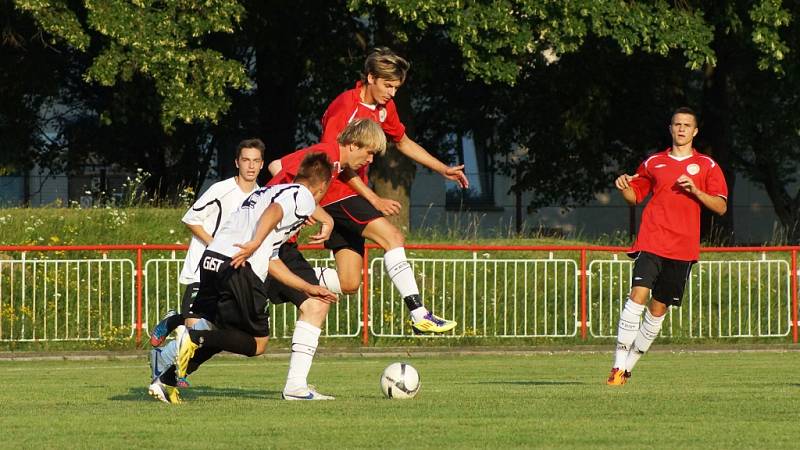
207, 183, 315, 282
179, 177, 259, 284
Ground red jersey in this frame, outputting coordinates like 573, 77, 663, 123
268, 142, 343, 198
628, 148, 728, 261
318, 81, 406, 204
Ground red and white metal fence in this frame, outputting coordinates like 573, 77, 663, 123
0, 244, 798, 344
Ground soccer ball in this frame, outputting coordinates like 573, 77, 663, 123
380, 362, 420, 399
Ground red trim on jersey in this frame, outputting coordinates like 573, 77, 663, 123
628, 148, 728, 262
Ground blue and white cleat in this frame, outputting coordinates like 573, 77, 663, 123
281, 386, 335, 401
150, 309, 178, 347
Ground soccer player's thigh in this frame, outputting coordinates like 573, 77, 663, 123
630, 252, 660, 304
362, 217, 404, 249
267, 244, 330, 327
222, 266, 271, 338
651, 258, 694, 311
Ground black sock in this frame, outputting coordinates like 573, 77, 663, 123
190, 329, 257, 357
187, 346, 220, 375
159, 366, 178, 386
403, 294, 423, 311
165, 314, 185, 335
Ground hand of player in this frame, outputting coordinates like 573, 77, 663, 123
307, 220, 333, 245
230, 240, 259, 268
443, 164, 469, 189
676, 175, 697, 194
303, 216, 317, 228
303, 284, 338, 303
371, 197, 402, 216
615, 174, 639, 190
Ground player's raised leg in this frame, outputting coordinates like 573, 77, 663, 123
361, 217, 456, 334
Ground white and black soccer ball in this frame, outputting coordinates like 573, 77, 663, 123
380, 362, 420, 399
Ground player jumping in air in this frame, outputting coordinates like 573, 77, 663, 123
607, 107, 728, 386
149, 139, 263, 388
269, 47, 468, 334
149, 153, 337, 404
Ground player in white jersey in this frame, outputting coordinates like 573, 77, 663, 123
148, 139, 263, 387
148, 153, 338, 404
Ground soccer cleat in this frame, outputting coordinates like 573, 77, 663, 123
150, 309, 178, 347
148, 377, 181, 404
149, 348, 163, 380
411, 312, 457, 334
606, 367, 628, 386
175, 376, 191, 388
281, 386, 335, 401
175, 329, 199, 379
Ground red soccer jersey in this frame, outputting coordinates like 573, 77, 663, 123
628, 148, 728, 262
318, 81, 407, 204
268, 142, 343, 196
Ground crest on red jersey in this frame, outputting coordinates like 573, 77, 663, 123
379, 108, 387, 122
686, 164, 700, 175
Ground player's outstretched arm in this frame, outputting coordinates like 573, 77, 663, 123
343, 168, 401, 216
395, 134, 469, 188
269, 258, 338, 303
614, 174, 639, 206
230, 203, 284, 268
676, 175, 727, 216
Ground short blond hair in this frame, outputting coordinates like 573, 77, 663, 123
337, 118, 387, 155
362, 47, 410, 83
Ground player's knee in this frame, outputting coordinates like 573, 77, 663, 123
386, 229, 405, 248
339, 278, 361, 294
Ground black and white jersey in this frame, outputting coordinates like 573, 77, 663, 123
179, 177, 258, 284
207, 183, 315, 281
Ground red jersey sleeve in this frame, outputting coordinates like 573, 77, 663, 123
381, 101, 406, 143
266, 149, 306, 186
630, 162, 653, 204
705, 162, 728, 199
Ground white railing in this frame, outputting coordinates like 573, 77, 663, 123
0, 256, 135, 341
369, 253, 579, 338
0, 247, 796, 342
588, 256, 792, 338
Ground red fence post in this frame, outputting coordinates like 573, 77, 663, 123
362, 247, 370, 346
136, 247, 143, 346
792, 250, 798, 344
580, 248, 588, 340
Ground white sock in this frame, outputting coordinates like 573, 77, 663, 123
384, 247, 420, 299
284, 320, 321, 393
410, 306, 428, 322
613, 299, 645, 370
314, 267, 343, 294
625, 309, 665, 372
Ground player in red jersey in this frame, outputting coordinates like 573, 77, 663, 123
607, 107, 728, 386
311, 47, 468, 333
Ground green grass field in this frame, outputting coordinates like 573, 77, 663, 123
0, 351, 798, 449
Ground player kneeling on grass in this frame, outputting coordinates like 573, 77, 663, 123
607, 107, 728, 386
148, 153, 337, 404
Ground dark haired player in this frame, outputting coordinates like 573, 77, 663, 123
148, 153, 336, 403
607, 107, 728, 385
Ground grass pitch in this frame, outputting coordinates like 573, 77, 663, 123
0, 351, 797, 449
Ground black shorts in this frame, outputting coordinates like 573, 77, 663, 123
180, 282, 200, 314
630, 251, 694, 307
266, 242, 318, 307
323, 196, 383, 255
189, 250, 271, 337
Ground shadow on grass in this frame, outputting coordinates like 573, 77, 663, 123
109, 386, 282, 402
470, 380, 584, 386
